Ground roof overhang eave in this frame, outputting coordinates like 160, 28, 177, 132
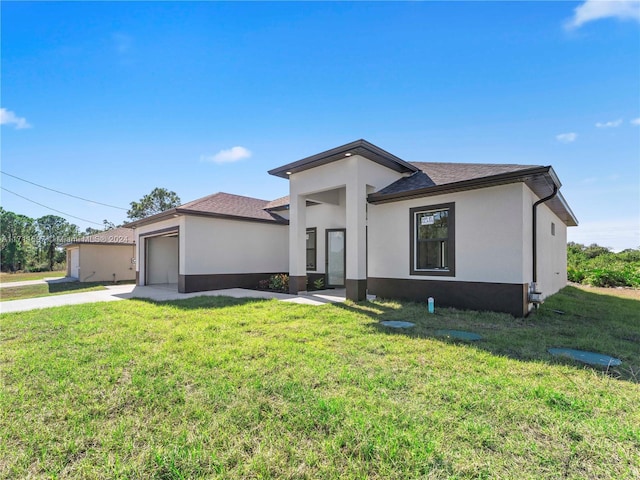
125, 208, 289, 228
123, 208, 180, 229
268, 139, 419, 179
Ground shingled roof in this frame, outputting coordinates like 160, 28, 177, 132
368, 162, 577, 226
264, 195, 290, 210
68, 227, 135, 245
126, 192, 288, 227
373, 162, 543, 197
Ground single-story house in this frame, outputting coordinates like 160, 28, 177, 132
127, 139, 577, 317
64, 227, 136, 282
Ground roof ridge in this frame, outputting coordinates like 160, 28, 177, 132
180, 191, 271, 209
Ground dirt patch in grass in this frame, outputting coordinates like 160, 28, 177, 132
570, 282, 640, 300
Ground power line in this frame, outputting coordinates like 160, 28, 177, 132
1, 187, 104, 225
0, 170, 128, 211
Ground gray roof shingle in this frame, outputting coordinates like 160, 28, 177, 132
264, 195, 290, 210
375, 162, 542, 196
178, 192, 287, 223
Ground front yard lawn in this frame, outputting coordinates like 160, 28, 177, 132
1, 286, 638, 479
0, 271, 65, 283
0, 282, 108, 302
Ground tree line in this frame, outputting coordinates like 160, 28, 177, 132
0, 209, 84, 272
1, 187, 181, 273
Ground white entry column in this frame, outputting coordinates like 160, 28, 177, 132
345, 169, 368, 301
288, 192, 308, 293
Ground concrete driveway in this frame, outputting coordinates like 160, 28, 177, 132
0, 284, 346, 314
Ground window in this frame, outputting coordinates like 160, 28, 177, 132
410, 203, 455, 276
306, 227, 317, 271
551, 222, 556, 236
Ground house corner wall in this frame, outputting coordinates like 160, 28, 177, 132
523, 185, 568, 299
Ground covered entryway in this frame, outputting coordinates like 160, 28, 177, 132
145, 233, 179, 287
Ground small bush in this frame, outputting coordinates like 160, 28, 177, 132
268, 274, 289, 292
584, 269, 627, 288
567, 266, 585, 284
313, 278, 325, 290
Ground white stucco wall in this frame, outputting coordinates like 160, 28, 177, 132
368, 183, 528, 284
522, 186, 568, 298
77, 244, 136, 282
368, 182, 570, 298
183, 216, 288, 274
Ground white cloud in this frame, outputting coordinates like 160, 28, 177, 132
556, 132, 578, 143
566, 0, 640, 29
631, 117, 640, 125
595, 118, 623, 128
202, 146, 252, 164
0, 108, 31, 129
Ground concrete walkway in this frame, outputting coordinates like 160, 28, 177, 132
0, 284, 346, 314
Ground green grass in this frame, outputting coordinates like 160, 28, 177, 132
0, 271, 65, 283
1, 286, 638, 479
0, 282, 111, 302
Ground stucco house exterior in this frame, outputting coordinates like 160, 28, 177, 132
127, 193, 289, 292
65, 227, 136, 282
127, 139, 577, 317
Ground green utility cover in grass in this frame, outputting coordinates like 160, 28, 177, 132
435, 329, 482, 341
381, 321, 415, 328
548, 348, 622, 367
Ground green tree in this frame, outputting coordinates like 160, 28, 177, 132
127, 188, 181, 221
0, 208, 36, 272
103, 219, 116, 230
583, 243, 611, 259
36, 215, 79, 271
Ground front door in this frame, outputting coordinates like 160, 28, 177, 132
326, 229, 346, 287
70, 248, 80, 279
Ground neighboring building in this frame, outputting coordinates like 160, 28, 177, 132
127, 140, 578, 316
65, 227, 136, 282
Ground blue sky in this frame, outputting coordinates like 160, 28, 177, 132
1, 1, 639, 250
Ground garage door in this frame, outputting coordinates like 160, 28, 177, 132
146, 235, 179, 285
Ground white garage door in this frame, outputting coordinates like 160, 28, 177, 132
146, 235, 179, 285
69, 248, 80, 279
